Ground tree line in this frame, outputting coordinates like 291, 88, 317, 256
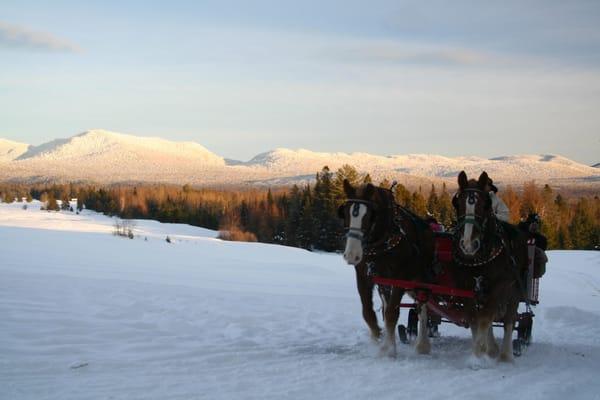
0, 165, 598, 250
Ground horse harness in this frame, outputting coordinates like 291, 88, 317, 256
342, 197, 408, 259
452, 187, 504, 267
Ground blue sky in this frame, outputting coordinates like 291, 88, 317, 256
1, 0, 599, 163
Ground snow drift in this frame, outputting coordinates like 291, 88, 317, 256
0, 201, 599, 399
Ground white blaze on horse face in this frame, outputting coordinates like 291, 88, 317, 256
343, 203, 367, 265
461, 195, 478, 255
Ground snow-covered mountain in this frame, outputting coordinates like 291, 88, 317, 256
1, 129, 599, 189
0, 138, 30, 163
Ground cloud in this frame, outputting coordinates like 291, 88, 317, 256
322, 40, 492, 67
0, 21, 81, 53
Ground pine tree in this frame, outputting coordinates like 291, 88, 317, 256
61, 192, 71, 210
500, 185, 521, 223
427, 184, 439, 216
313, 166, 341, 251
411, 187, 427, 216
334, 164, 361, 200
297, 186, 315, 250
46, 192, 59, 211
285, 185, 302, 246
569, 198, 595, 249
394, 183, 412, 208
437, 183, 454, 227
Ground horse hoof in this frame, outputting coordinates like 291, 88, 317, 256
370, 329, 382, 341
487, 345, 500, 359
499, 353, 513, 363
416, 340, 431, 355
379, 345, 397, 358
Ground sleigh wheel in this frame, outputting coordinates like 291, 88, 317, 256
398, 325, 409, 344
407, 308, 418, 339
513, 339, 522, 357
517, 313, 533, 345
428, 314, 441, 338
428, 321, 440, 338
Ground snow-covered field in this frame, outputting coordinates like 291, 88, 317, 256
1, 201, 599, 400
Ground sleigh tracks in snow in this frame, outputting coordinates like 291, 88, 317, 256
370, 232, 539, 357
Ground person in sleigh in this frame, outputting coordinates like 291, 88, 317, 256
518, 213, 548, 278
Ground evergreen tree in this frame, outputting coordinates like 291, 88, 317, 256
394, 183, 412, 208
333, 164, 361, 200
427, 184, 439, 215
61, 192, 71, 210
46, 192, 60, 211
313, 166, 341, 251
437, 183, 454, 227
297, 186, 315, 249
410, 187, 427, 216
569, 198, 595, 249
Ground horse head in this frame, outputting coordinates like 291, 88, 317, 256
338, 179, 393, 265
453, 171, 494, 257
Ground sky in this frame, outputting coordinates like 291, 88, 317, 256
1, 0, 599, 164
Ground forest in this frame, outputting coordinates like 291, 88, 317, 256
0, 164, 598, 251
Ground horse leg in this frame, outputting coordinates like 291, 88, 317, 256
486, 326, 500, 358
499, 302, 519, 362
472, 314, 493, 358
380, 288, 402, 357
415, 303, 431, 354
355, 267, 381, 340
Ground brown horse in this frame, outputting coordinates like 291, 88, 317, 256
453, 171, 527, 361
338, 179, 435, 356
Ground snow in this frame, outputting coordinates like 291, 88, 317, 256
0, 138, 30, 163
1, 202, 599, 400
1, 129, 598, 188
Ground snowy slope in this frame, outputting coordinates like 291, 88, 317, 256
1, 130, 598, 188
243, 149, 599, 185
3, 130, 226, 184
0, 138, 29, 163
0, 202, 599, 400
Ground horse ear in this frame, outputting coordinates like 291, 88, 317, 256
478, 171, 489, 189
452, 193, 459, 210
343, 179, 355, 197
364, 183, 375, 198
337, 204, 345, 219
458, 171, 468, 189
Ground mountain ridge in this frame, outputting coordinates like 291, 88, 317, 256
1, 129, 598, 189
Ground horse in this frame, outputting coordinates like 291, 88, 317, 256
338, 179, 435, 356
452, 171, 527, 361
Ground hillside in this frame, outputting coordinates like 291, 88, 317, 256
1, 130, 599, 190
0, 138, 30, 163
0, 202, 599, 399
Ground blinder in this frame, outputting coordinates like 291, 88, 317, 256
340, 198, 379, 243
338, 199, 378, 219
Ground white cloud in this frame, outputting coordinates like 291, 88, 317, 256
321, 40, 492, 66
0, 21, 81, 53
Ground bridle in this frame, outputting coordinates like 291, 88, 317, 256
452, 188, 504, 266
453, 188, 490, 233
341, 192, 407, 257
342, 199, 378, 242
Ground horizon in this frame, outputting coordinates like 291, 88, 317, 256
0, 128, 597, 165
1, 1, 600, 165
